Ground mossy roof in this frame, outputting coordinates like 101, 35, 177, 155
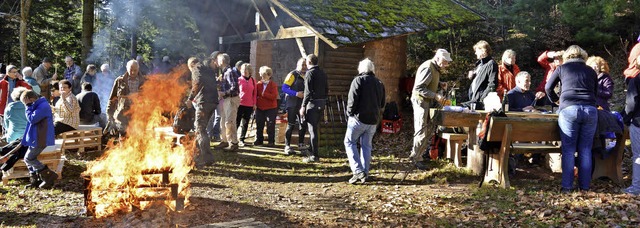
275, 0, 484, 45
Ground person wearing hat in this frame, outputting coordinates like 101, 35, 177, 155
409, 49, 452, 170
32, 57, 57, 100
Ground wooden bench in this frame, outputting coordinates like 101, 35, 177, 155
2, 143, 65, 185
58, 125, 102, 153
441, 133, 466, 167
483, 116, 626, 188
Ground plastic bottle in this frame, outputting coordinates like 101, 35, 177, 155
451, 89, 457, 106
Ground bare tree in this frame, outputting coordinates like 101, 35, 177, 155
19, 0, 31, 68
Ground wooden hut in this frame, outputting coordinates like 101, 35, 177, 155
190, 0, 483, 145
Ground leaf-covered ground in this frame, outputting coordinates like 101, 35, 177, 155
1, 118, 639, 227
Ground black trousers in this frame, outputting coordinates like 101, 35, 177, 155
285, 106, 307, 146
255, 108, 277, 144
236, 105, 254, 142
54, 122, 75, 136
305, 100, 325, 157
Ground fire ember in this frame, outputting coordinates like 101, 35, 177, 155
82, 67, 194, 218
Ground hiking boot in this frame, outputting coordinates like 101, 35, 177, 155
302, 156, 319, 163
211, 135, 221, 142
266, 142, 276, 147
284, 146, 295, 155
238, 141, 246, 147
224, 143, 239, 152
348, 172, 366, 185
37, 166, 58, 189
254, 141, 264, 146
25, 172, 42, 189
215, 142, 229, 149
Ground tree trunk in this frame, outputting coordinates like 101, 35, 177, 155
130, 32, 137, 59
19, 0, 32, 68
81, 0, 95, 66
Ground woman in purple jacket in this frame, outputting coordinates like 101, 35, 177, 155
20, 90, 57, 189
586, 56, 614, 111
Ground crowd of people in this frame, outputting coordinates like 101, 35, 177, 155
410, 38, 640, 194
3, 36, 640, 191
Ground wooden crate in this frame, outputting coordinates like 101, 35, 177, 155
59, 126, 102, 153
2, 144, 65, 185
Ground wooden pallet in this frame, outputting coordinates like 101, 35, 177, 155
2, 144, 65, 185
59, 126, 102, 153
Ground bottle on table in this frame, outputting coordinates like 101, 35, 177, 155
501, 89, 509, 112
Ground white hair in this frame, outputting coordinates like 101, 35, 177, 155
22, 67, 33, 77
502, 49, 516, 62
11, 87, 28, 101
100, 63, 109, 72
357, 58, 375, 74
126, 60, 139, 72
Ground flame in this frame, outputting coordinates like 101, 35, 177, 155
83, 65, 195, 218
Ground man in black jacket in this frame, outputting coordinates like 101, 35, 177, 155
188, 56, 218, 168
299, 54, 328, 163
77, 83, 105, 128
344, 58, 385, 184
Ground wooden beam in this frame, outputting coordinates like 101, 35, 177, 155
314, 36, 319, 55
215, 0, 244, 40
295, 38, 306, 57
220, 26, 314, 44
269, 0, 338, 49
251, 0, 282, 37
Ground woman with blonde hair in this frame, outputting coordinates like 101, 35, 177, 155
586, 56, 613, 111
496, 49, 520, 99
546, 45, 598, 193
254, 66, 278, 146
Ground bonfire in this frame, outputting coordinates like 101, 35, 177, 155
82, 66, 194, 218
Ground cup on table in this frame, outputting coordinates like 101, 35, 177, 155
470, 103, 476, 112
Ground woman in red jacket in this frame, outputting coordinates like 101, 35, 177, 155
255, 66, 279, 146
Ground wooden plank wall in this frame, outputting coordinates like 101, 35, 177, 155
319, 45, 363, 146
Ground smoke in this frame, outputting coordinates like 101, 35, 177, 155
86, 0, 206, 75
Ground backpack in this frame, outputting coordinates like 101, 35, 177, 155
382, 101, 400, 120
477, 110, 507, 153
172, 105, 195, 134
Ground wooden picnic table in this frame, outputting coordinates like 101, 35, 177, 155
430, 108, 627, 188
430, 108, 559, 174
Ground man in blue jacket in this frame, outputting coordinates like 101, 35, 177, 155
20, 90, 57, 189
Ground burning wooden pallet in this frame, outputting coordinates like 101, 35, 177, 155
83, 168, 185, 217
59, 126, 102, 153
1, 144, 65, 185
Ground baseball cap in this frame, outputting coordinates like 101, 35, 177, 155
435, 49, 453, 62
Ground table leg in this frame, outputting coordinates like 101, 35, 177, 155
466, 128, 484, 175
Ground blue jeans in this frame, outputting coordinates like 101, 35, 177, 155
628, 125, 640, 192
344, 117, 377, 175
558, 105, 598, 190
207, 101, 224, 139
24, 146, 46, 172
